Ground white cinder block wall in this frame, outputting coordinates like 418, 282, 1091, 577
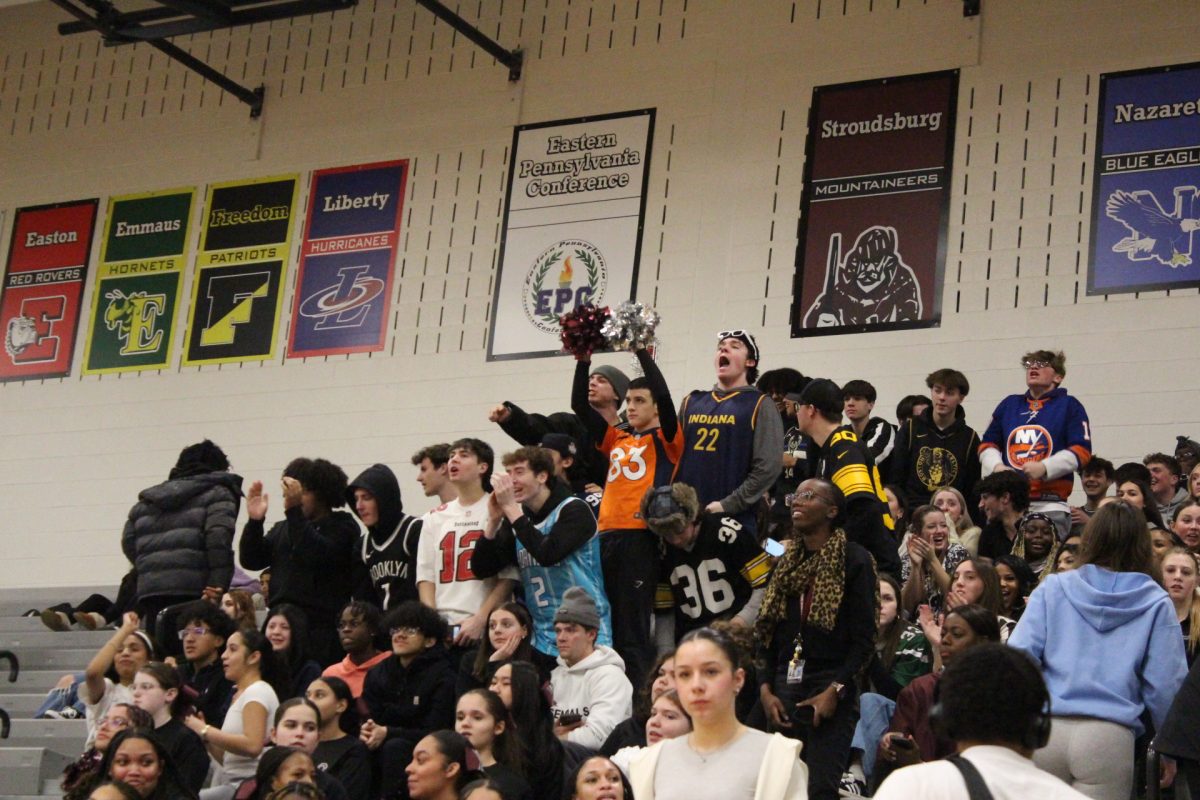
1, 0, 1196, 588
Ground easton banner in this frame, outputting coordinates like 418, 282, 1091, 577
0, 199, 98, 381
791, 71, 958, 338
1088, 61, 1200, 295
83, 188, 196, 373
488, 108, 655, 361
183, 175, 299, 365
289, 160, 407, 357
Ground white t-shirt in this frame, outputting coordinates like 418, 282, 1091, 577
874, 745, 1092, 800
417, 496, 517, 623
84, 678, 132, 749
213, 680, 280, 784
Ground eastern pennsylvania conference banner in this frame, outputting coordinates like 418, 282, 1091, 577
183, 175, 299, 366
488, 108, 655, 361
791, 71, 958, 338
83, 188, 196, 374
0, 199, 98, 382
289, 160, 408, 358
1088, 61, 1200, 295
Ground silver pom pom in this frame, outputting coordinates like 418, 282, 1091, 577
601, 301, 660, 352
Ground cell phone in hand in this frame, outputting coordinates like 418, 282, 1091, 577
793, 704, 815, 727
890, 734, 916, 750
449, 624, 462, 640
558, 712, 582, 726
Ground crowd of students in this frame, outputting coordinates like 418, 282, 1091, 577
39, 331, 1200, 800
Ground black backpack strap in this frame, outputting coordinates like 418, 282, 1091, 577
947, 754, 995, 800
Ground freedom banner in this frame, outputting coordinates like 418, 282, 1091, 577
488, 108, 655, 361
83, 188, 196, 373
0, 199, 98, 381
288, 160, 407, 358
1088, 61, 1200, 295
183, 175, 299, 366
791, 71, 958, 338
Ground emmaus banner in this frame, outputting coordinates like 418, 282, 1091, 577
791, 70, 958, 338
488, 108, 655, 361
288, 160, 408, 358
0, 199, 98, 381
1088, 61, 1200, 295
183, 175, 299, 366
83, 188, 196, 373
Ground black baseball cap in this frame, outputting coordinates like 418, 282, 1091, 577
540, 433, 578, 459
797, 378, 843, 416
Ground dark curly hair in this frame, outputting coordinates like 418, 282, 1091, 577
383, 600, 447, 643
937, 642, 1048, 746
284, 457, 348, 511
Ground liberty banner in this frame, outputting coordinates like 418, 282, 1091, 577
289, 160, 407, 357
183, 175, 299, 366
83, 187, 196, 373
488, 108, 655, 361
1088, 61, 1200, 295
791, 71, 958, 338
0, 199, 98, 382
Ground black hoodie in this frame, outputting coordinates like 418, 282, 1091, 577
346, 464, 423, 609
890, 405, 982, 507
360, 642, 455, 742
121, 471, 243, 600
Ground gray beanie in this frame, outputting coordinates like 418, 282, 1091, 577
553, 586, 601, 630
590, 365, 630, 408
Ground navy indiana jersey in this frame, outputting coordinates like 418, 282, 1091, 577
675, 387, 770, 509
360, 514, 422, 610
655, 514, 772, 638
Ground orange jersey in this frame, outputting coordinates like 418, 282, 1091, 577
596, 424, 684, 531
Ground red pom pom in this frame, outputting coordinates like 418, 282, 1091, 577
559, 304, 611, 358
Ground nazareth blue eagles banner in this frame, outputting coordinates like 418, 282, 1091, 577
289, 160, 408, 357
1088, 62, 1200, 295
791, 71, 958, 338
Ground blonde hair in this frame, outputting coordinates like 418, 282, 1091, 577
1163, 546, 1200, 658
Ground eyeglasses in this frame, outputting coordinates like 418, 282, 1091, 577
390, 626, 421, 638
178, 626, 211, 640
786, 490, 834, 505
98, 716, 130, 729
1022, 360, 1051, 369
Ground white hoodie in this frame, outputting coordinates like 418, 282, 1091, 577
550, 644, 633, 749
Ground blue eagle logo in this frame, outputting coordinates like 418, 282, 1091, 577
1105, 187, 1200, 267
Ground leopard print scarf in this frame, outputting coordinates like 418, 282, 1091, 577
755, 528, 847, 648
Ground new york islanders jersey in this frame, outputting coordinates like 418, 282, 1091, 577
980, 387, 1092, 501
417, 496, 518, 623
516, 495, 613, 655
675, 387, 768, 507
655, 514, 772, 637
596, 424, 684, 532
360, 514, 422, 610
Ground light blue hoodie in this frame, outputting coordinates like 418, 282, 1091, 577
1008, 563, 1187, 734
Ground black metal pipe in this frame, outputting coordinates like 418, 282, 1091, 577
146, 37, 264, 116
413, 0, 522, 80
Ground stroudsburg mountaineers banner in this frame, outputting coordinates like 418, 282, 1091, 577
791, 70, 958, 338
184, 175, 299, 366
83, 188, 196, 373
289, 160, 408, 358
0, 199, 98, 381
1089, 61, 1200, 295
488, 108, 655, 361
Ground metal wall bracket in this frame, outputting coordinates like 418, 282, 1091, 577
414, 0, 524, 81
52, 0, 356, 117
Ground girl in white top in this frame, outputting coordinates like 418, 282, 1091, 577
186, 628, 282, 788
83, 612, 159, 748
629, 627, 808, 800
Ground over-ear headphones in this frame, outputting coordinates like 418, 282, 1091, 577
929, 675, 1052, 751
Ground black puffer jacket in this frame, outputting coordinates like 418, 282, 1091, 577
360, 644, 456, 743
121, 471, 243, 600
